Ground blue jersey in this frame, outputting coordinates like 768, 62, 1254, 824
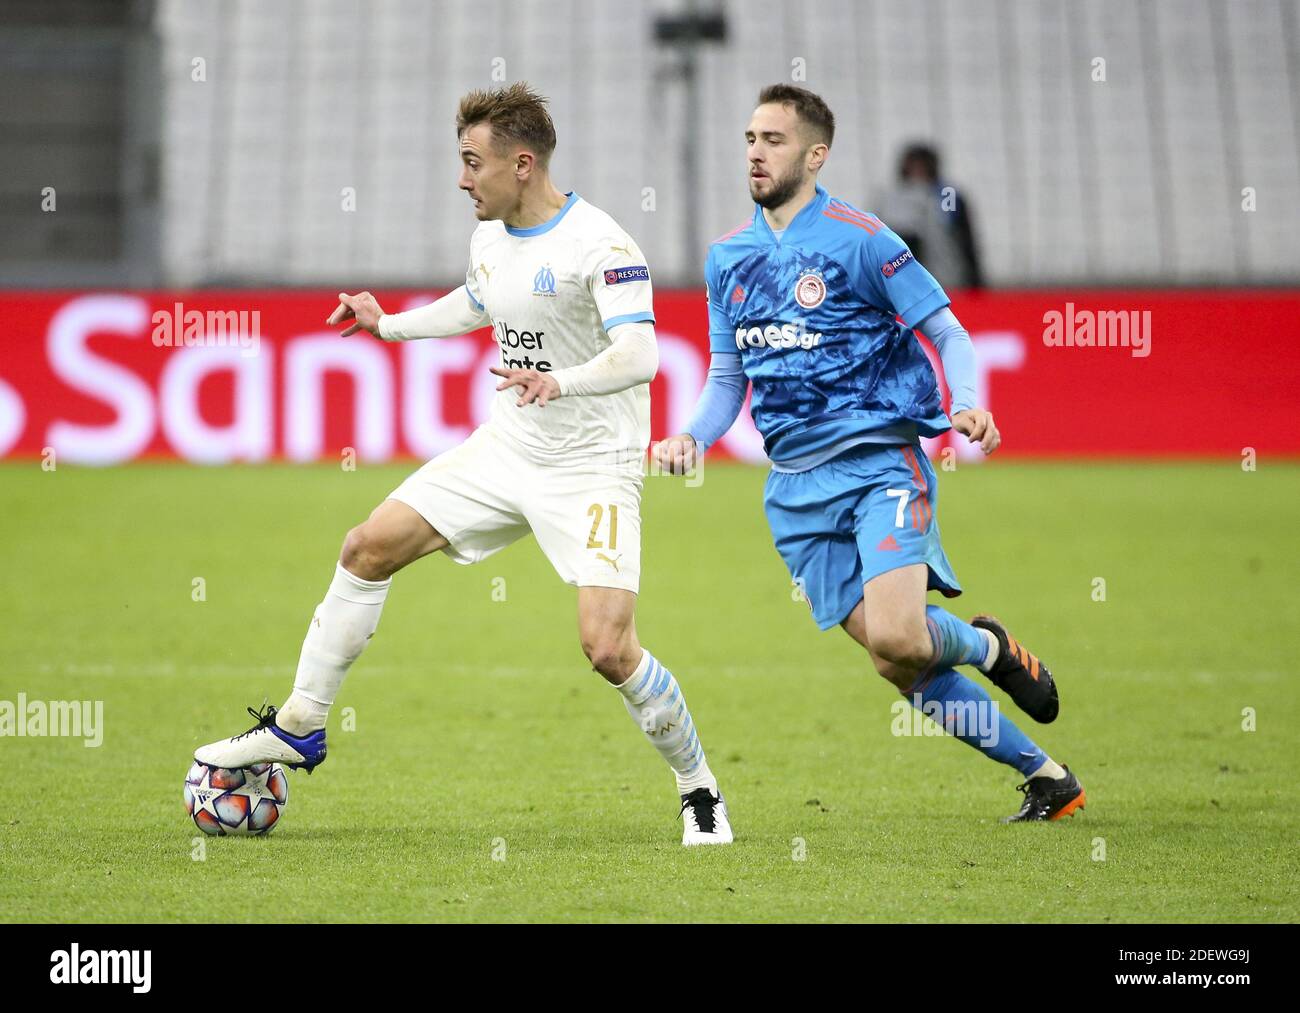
705, 183, 952, 465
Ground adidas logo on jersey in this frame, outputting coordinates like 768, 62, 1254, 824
734, 322, 823, 351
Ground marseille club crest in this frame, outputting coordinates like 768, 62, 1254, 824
532, 265, 557, 297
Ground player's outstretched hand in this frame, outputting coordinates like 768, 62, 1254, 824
490, 366, 561, 407
327, 291, 384, 337
951, 408, 1001, 454
654, 433, 698, 475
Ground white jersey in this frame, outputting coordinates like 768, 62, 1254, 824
465, 193, 655, 467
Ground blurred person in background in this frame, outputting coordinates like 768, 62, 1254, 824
876, 143, 984, 291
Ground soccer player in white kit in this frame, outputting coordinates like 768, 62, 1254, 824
195, 83, 732, 845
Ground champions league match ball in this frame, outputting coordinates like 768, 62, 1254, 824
184, 760, 288, 836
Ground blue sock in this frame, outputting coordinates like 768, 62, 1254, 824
905, 667, 1046, 776
925, 605, 989, 670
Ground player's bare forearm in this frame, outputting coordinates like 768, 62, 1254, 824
950, 408, 1000, 454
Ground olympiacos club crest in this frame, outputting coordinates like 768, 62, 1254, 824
794, 271, 826, 309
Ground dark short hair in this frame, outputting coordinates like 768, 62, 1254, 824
457, 82, 557, 164
756, 84, 835, 147
899, 143, 940, 180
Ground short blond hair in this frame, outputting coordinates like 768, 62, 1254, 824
457, 82, 557, 164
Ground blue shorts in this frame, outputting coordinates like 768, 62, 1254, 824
764, 443, 962, 630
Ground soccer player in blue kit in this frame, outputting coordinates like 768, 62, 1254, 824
656, 85, 1086, 822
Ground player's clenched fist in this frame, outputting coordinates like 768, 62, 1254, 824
950, 408, 1001, 454
654, 433, 698, 475
327, 291, 385, 337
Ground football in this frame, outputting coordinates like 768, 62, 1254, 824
184, 760, 288, 836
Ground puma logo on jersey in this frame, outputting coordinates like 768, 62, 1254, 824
476, 262, 492, 283
596, 552, 622, 572
609, 243, 632, 257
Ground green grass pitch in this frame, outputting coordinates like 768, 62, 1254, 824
1, 458, 1296, 923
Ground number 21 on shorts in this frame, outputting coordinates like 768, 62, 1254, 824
586, 503, 619, 549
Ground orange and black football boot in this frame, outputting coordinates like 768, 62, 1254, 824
972, 615, 1059, 723
1003, 765, 1087, 822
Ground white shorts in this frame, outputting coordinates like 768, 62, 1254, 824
387, 424, 643, 593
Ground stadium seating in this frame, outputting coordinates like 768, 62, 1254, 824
156, 0, 1300, 287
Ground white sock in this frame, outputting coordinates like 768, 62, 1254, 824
277, 692, 330, 734
1028, 758, 1067, 781
977, 628, 1000, 673
278, 563, 392, 735
616, 649, 717, 795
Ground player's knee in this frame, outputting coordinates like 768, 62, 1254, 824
867, 624, 931, 670
339, 523, 394, 581
870, 655, 917, 692
580, 634, 627, 678
582, 641, 621, 677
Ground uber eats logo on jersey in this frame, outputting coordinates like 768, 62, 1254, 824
495, 320, 551, 371
735, 319, 823, 351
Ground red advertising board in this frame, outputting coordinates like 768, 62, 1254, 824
1, 290, 1296, 464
